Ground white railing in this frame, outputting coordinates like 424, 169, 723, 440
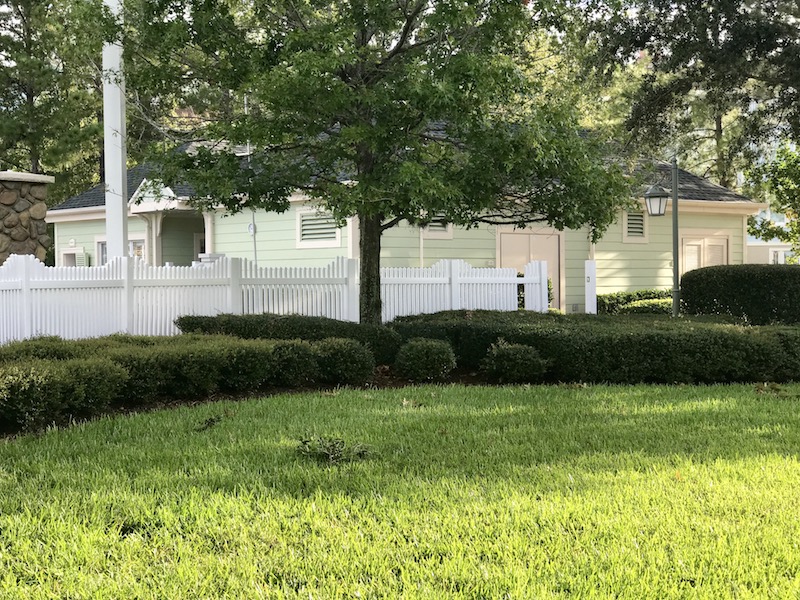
0, 254, 547, 343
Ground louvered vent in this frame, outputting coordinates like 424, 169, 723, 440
626, 211, 645, 237
300, 213, 337, 241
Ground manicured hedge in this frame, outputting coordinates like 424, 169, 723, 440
596, 289, 671, 315
389, 310, 800, 384
617, 298, 673, 315
175, 313, 401, 365
394, 338, 456, 382
313, 338, 375, 386
682, 264, 800, 325
0, 359, 128, 432
0, 334, 376, 434
481, 341, 548, 384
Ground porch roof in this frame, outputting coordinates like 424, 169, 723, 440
50, 164, 194, 211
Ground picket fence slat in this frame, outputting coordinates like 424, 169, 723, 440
0, 254, 548, 343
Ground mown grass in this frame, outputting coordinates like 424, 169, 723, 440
2, 384, 800, 598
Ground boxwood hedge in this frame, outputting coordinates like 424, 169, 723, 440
0, 334, 376, 435
682, 264, 800, 325
389, 310, 800, 384
175, 313, 401, 365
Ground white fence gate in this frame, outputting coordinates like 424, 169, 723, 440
0, 254, 547, 344
381, 259, 547, 322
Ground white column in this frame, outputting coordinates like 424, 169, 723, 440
203, 212, 215, 255
103, 0, 128, 259
584, 260, 597, 314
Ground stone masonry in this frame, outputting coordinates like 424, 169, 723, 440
0, 171, 54, 265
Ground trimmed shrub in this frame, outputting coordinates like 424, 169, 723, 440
617, 298, 673, 315
0, 361, 63, 431
0, 359, 128, 432
59, 359, 129, 417
481, 341, 548, 383
312, 338, 375, 386
389, 310, 797, 383
682, 264, 800, 325
175, 313, 401, 365
597, 289, 671, 315
0, 336, 88, 363
394, 338, 456, 382
203, 337, 277, 393
103, 342, 225, 403
265, 340, 319, 388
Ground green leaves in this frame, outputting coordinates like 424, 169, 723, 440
132, 0, 631, 321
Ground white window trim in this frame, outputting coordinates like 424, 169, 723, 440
295, 208, 341, 249
95, 235, 147, 265
622, 210, 648, 244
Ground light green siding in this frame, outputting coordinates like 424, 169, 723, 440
592, 210, 746, 295
54, 218, 147, 266
213, 204, 350, 266
380, 222, 496, 267
161, 214, 204, 266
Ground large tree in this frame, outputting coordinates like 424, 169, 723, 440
570, 0, 800, 188
0, 0, 109, 203
127, 0, 630, 324
747, 145, 800, 261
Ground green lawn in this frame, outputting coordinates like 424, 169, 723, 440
2, 384, 800, 598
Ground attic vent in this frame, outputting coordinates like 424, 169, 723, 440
297, 210, 341, 248
300, 213, 337, 241
421, 214, 453, 239
626, 211, 645, 237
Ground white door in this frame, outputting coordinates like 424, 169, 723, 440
682, 237, 728, 274
499, 231, 561, 309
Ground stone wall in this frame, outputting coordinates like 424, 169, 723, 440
0, 172, 54, 265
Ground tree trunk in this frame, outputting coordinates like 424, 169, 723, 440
714, 112, 729, 188
359, 211, 383, 325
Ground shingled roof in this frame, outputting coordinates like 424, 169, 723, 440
50, 163, 195, 211
53, 157, 755, 212
651, 161, 754, 203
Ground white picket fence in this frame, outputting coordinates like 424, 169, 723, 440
0, 254, 548, 343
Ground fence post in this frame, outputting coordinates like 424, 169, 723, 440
346, 258, 360, 322
20, 256, 32, 339
449, 260, 462, 309
585, 260, 597, 314
228, 257, 243, 314
524, 261, 548, 312
122, 256, 135, 333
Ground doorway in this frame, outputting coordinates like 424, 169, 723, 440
498, 229, 562, 310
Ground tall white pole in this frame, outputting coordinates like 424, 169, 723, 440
671, 155, 680, 318
102, 0, 128, 260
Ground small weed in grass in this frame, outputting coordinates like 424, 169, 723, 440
296, 436, 370, 465
194, 415, 223, 431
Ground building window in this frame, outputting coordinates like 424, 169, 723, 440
682, 236, 728, 274
96, 239, 146, 265
622, 210, 648, 243
296, 210, 341, 248
61, 247, 87, 267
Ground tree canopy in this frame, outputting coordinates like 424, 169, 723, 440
748, 145, 800, 262
570, 0, 800, 187
0, 0, 108, 202
125, 0, 630, 323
